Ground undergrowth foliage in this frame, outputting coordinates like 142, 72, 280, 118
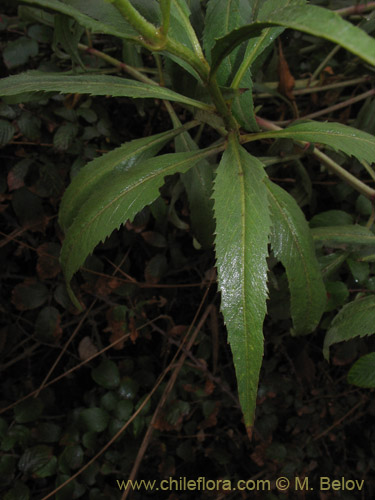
1, 2, 375, 496
1, 0, 375, 431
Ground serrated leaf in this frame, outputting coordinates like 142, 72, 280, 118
323, 295, 375, 360
61, 145, 221, 308
255, 121, 375, 165
311, 225, 375, 247
310, 210, 354, 228
0, 119, 15, 147
0, 72, 211, 111
266, 179, 326, 334
170, 113, 215, 248
53, 122, 78, 151
213, 134, 270, 430
231, 26, 283, 131
347, 352, 375, 388
318, 251, 348, 279
54, 14, 84, 68
3, 37, 38, 69
170, 0, 203, 57
204, 0, 252, 85
210, 2, 375, 77
20, 0, 138, 41
59, 124, 198, 231
17, 112, 41, 141
18, 445, 52, 474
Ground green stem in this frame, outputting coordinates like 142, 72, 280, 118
113, 0, 160, 44
208, 79, 238, 132
160, 0, 171, 36
310, 45, 341, 82
77, 43, 156, 84
107, 1, 236, 131
244, 116, 375, 200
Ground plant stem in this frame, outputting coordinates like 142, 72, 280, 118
276, 88, 375, 124
246, 116, 375, 200
335, 2, 375, 17
254, 76, 372, 98
159, 0, 171, 36
113, 0, 160, 45
310, 45, 341, 82
112, 0, 238, 131
113, 0, 209, 79
208, 78, 238, 132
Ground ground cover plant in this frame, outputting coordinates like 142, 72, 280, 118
1, 0, 375, 498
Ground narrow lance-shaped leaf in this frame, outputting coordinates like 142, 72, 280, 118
323, 295, 375, 360
53, 14, 85, 68
169, 113, 215, 248
210, 1, 375, 77
61, 145, 222, 308
347, 353, 375, 389
0, 72, 211, 111
169, 0, 204, 59
59, 123, 199, 231
203, 0, 252, 85
231, 26, 283, 132
311, 225, 375, 247
251, 121, 375, 165
20, 0, 138, 40
213, 134, 271, 432
266, 179, 326, 334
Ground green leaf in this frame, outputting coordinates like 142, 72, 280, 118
91, 360, 120, 389
35, 306, 61, 343
59, 124, 198, 231
79, 407, 109, 433
170, 0, 203, 58
323, 295, 375, 360
18, 445, 52, 474
210, 2, 375, 77
59, 445, 84, 470
213, 134, 270, 430
17, 112, 41, 141
204, 0, 251, 85
310, 210, 354, 228
325, 281, 349, 312
53, 123, 78, 151
0, 119, 15, 147
0, 72, 211, 110
347, 352, 375, 388
231, 27, 283, 131
266, 179, 326, 334
61, 145, 220, 308
170, 113, 215, 248
2, 37, 38, 69
53, 14, 84, 68
20, 0, 138, 40
311, 225, 375, 247
255, 121, 375, 165
318, 251, 349, 279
